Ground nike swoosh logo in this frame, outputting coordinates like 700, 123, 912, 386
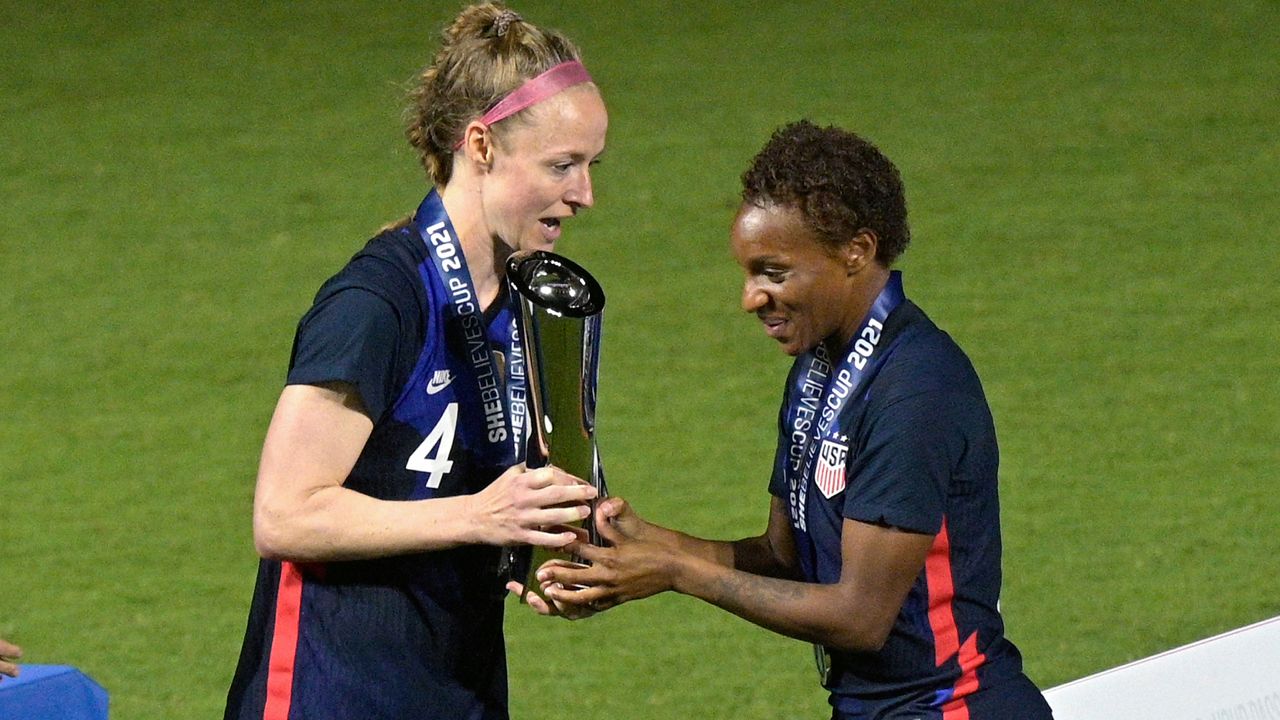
426, 371, 453, 395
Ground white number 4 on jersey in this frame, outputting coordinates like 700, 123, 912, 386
406, 403, 457, 488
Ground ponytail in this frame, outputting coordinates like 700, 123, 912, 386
406, 2, 583, 187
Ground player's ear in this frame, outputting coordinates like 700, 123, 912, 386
843, 230, 878, 274
461, 122, 495, 168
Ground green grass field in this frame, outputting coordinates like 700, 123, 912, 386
3, 2, 1278, 717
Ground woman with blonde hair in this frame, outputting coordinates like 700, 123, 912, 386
224, 4, 607, 718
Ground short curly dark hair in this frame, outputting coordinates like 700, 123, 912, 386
741, 120, 910, 265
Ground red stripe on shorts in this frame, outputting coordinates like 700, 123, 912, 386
263, 561, 304, 720
925, 518, 985, 720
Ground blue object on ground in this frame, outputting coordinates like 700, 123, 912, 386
0, 665, 109, 720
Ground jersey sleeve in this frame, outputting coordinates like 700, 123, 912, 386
768, 399, 791, 498
842, 389, 982, 535
287, 287, 402, 420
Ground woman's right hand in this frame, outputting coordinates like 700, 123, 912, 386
0, 638, 21, 680
465, 464, 597, 548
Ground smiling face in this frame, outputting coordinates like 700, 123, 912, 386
481, 84, 608, 254
731, 202, 870, 357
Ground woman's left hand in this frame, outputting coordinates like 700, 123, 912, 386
537, 498, 682, 611
506, 558, 599, 620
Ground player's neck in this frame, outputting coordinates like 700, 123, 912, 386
824, 265, 891, 359
439, 181, 504, 311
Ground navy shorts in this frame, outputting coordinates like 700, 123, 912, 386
831, 674, 1053, 720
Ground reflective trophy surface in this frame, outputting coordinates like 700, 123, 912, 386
505, 249, 607, 601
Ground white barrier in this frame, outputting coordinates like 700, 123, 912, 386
1044, 615, 1280, 719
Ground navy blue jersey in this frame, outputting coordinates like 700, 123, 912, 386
225, 220, 521, 720
769, 301, 1051, 719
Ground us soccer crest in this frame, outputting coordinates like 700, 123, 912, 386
814, 437, 848, 499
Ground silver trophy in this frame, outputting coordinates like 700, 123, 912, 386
505, 250, 607, 601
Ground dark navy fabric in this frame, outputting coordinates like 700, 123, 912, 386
769, 301, 1051, 719
830, 673, 1052, 720
286, 287, 402, 420
225, 223, 519, 720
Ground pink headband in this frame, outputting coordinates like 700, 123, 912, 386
454, 60, 594, 149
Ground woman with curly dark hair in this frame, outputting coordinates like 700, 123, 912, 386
533, 121, 1053, 718
223, 4, 606, 719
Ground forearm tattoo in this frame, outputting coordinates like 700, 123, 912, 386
713, 570, 807, 611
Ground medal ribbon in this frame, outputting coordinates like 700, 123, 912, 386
782, 271, 907, 530
413, 189, 527, 461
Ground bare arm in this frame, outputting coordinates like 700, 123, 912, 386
730, 496, 801, 579
669, 519, 930, 652
542, 499, 930, 652
252, 382, 597, 562
515, 497, 798, 618
573, 496, 799, 577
